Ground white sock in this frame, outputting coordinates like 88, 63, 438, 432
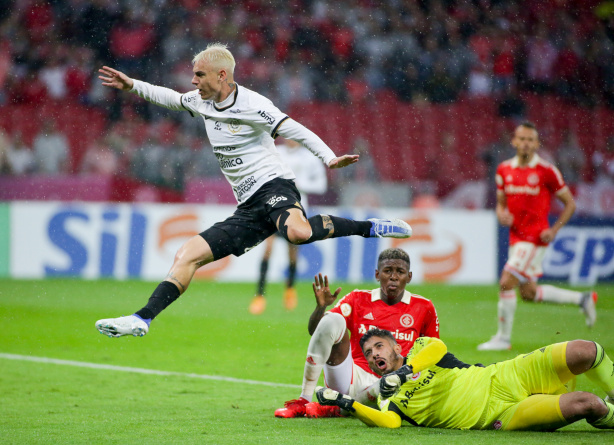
496, 290, 517, 340
537, 285, 582, 305
300, 313, 346, 401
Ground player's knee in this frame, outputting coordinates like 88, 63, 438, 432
174, 236, 212, 267
568, 392, 605, 419
567, 340, 597, 371
315, 313, 347, 344
285, 224, 312, 244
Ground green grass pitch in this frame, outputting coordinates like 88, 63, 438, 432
0, 278, 612, 444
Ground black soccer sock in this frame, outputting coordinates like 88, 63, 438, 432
287, 260, 297, 288
135, 281, 181, 320
302, 215, 371, 244
257, 259, 269, 296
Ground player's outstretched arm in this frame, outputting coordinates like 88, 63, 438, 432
316, 387, 402, 428
99, 66, 134, 91
328, 155, 359, 169
308, 273, 342, 335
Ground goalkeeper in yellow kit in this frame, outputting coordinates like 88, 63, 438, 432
316, 328, 614, 431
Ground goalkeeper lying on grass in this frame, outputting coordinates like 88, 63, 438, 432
317, 328, 614, 431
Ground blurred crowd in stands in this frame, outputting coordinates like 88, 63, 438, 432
1, 0, 614, 206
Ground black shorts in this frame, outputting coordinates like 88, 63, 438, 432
200, 178, 306, 259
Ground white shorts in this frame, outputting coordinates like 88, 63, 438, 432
504, 241, 547, 283
323, 347, 379, 407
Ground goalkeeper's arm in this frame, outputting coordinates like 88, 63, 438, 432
380, 337, 447, 399
316, 387, 402, 428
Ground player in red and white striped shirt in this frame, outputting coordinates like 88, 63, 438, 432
274, 248, 439, 418
478, 122, 597, 351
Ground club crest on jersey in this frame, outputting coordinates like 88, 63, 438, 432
228, 119, 241, 134
527, 173, 539, 185
340, 303, 352, 317
400, 314, 414, 328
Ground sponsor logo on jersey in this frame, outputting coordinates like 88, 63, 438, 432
214, 121, 222, 131
410, 372, 421, 381
528, 173, 539, 185
341, 303, 352, 317
364, 312, 374, 320
233, 176, 257, 199
215, 153, 244, 168
229, 109, 242, 114
228, 119, 241, 134
400, 369, 436, 406
400, 314, 414, 328
493, 420, 502, 430
216, 145, 238, 152
504, 184, 540, 195
266, 195, 288, 207
258, 110, 275, 125
357, 324, 415, 342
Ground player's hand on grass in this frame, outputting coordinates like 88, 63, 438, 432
328, 155, 359, 169
315, 387, 356, 412
380, 364, 413, 399
99, 66, 134, 91
313, 273, 342, 308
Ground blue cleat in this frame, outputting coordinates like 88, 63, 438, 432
368, 218, 412, 239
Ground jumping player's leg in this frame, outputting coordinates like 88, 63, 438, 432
275, 208, 411, 245
95, 235, 215, 337
275, 312, 349, 418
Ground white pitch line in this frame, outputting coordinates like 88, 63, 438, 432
0, 353, 301, 389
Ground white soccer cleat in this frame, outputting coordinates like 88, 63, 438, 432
368, 218, 412, 239
477, 335, 511, 351
96, 315, 149, 338
580, 291, 598, 328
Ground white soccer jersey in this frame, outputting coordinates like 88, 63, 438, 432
130, 80, 337, 202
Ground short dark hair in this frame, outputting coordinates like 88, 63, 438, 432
518, 121, 539, 139
359, 327, 398, 351
377, 248, 410, 269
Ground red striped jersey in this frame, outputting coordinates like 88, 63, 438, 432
496, 154, 568, 246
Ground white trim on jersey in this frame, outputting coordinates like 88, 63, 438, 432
370, 288, 412, 304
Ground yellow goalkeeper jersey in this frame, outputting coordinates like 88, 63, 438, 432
380, 336, 493, 430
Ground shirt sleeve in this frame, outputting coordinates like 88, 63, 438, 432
329, 292, 355, 325
546, 164, 567, 194
130, 79, 186, 112
421, 302, 440, 339
276, 118, 337, 166
495, 163, 505, 192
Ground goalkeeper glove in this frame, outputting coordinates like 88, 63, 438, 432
315, 387, 356, 412
379, 364, 413, 399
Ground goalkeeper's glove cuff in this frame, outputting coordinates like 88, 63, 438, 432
315, 387, 356, 412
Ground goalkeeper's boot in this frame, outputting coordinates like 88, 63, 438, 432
249, 295, 266, 315
305, 402, 342, 418
283, 288, 298, 311
95, 314, 149, 338
580, 291, 597, 328
477, 335, 511, 351
368, 218, 412, 239
274, 397, 309, 418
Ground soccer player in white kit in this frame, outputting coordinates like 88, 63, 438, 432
95, 43, 412, 338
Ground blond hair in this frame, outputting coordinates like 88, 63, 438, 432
192, 43, 236, 75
